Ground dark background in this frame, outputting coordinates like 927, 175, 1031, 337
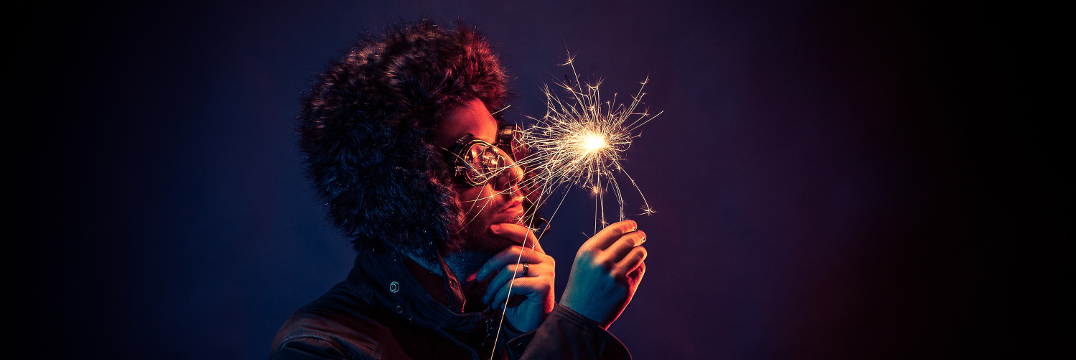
9, 0, 1066, 359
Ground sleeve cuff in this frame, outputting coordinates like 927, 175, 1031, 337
514, 304, 631, 360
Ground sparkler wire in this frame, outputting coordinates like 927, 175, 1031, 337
485, 54, 660, 360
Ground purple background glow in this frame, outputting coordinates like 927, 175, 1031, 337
11, 1, 1063, 359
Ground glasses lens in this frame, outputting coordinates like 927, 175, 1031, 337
462, 141, 512, 186
510, 130, 528, 162
497, 125, 530, 162
463, 143, 487, 185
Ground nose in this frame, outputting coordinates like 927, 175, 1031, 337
493, 157, 524, 194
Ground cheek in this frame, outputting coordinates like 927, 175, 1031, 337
458, 185, 495, 216
457, 186, 497, 238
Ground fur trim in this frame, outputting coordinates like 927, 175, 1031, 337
298, 20, 509, 260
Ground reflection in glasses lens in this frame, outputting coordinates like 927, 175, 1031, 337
462, 141, 511, 186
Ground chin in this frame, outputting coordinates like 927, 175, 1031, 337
466, 224, 520, 251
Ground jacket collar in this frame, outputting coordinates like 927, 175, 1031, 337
346, 247, 492, 333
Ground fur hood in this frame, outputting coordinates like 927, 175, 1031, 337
298, 21, 509, 260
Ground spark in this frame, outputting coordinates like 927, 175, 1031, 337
580, 133, 608, 154
486, 53, 662, 360
516, 53, 662, 234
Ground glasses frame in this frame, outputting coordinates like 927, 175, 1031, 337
444, 124, 526, 188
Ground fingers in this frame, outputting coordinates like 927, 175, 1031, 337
489, 223, 545, 254
488, 277, 552, 310
582, 220, 638, 251
532, 235, 546, 254
613, 246, 647, 279
476, 244, 548, 281
482, 261, 552, 304
600, 230, 645, 264
627, 261, 646, 284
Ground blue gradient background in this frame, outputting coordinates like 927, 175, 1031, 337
10, 1, 1063, 359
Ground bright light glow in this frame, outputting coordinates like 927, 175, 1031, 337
514, 53, 662, 234
579, 132, 608, 154
488, 53, 663, 360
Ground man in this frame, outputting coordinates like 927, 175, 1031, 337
272, 21, 648, 360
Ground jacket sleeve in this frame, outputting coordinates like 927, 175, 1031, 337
273, 334, 351, 360
505, 305, 631, 360
271, 321, 413, 360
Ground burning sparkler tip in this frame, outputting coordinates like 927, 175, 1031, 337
519, 53, 658, 238
581, 133, 608, 154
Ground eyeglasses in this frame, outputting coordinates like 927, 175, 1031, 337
444, 124, 528, 187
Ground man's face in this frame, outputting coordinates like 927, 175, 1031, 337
433, 99, 526, 253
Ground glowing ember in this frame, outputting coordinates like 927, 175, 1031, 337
579, 132, 608, 154
514, 53, 662, 234
486, 53, 662, 360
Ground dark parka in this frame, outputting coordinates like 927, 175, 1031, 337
275, 21, 631, 360
271, 249, 631, 359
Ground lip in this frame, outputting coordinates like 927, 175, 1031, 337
496, 199, 525, 222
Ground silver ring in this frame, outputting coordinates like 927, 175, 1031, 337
522, 264, 530, 277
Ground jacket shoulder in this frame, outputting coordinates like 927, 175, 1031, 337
271, 283, 408, 360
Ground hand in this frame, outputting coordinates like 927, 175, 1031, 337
559, 220, 647, 329
475, 223, 556, 332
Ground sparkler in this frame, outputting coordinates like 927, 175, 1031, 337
517, 53, 662, 234
487, 54, 660, 359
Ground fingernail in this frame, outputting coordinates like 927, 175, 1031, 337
489, 224, 502, 233
476, 271, 485, 281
